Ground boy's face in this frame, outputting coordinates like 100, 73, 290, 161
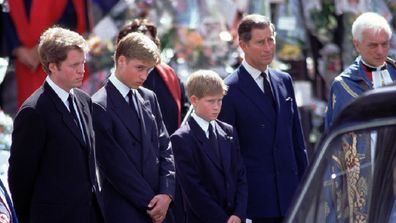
190, 94, 223, 122
116, 56, 154, 89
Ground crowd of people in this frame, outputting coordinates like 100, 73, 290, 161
0, 1, 395, 222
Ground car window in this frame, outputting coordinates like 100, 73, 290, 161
288, 125, 396, 223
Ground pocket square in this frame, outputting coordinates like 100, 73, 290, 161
286, 97, 293, 102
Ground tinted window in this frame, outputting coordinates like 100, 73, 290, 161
289, 125, 396, 223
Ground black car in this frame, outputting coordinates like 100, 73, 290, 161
285, 84, 396, 223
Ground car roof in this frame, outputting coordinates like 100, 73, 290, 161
328, 84, 396, 135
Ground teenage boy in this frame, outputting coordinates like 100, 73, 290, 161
92, 32, 175, 223
171, 70, 247, 223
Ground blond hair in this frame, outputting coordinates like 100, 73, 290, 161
114, 32, 160, 66
186, 70, 228, 99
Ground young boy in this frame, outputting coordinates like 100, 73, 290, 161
171, 70, 247, 223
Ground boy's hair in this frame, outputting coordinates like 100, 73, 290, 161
38, 26, 88, 74
186, 70, 228, 99
114, 32, 160, 66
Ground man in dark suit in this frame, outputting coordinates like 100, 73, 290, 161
171, 70, 247, 223
8, 27, 104, 223
92, 32, 175, 223
218, 14, 308, 223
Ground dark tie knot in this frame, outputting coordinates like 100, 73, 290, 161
68, 94, 75, 110
261, 72, 275, 108
208, 123, 214, 136
127, 90, 137, 106
208, 123, 220, 159
127, 90, 134, 100
128, 90, 142, 120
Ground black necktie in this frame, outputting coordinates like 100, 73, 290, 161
68, 94, 86, 142
261, 72, 275, 108
127, 90, 142, 121
208, 124, 220, 159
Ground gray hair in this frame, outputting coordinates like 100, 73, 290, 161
352, 12, 392, 42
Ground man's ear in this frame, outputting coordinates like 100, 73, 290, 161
352, 38, 360, 52
48, 63, 57, 73
189, 95, 198, 106
239, 40, 247, 51
117, 55, 126, 67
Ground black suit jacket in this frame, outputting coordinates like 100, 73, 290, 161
92, 81, 175, 223
171, 118, 247, 223
8, 82, 103, 223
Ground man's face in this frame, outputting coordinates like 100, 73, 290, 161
240, 27, 276, 71
354, 29, 390, 67
190, 94, 223, 122
116, 56, 154, 89
49, 49, 85, 92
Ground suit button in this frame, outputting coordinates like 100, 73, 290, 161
260, 124, 265, 128
226, 183, 230, 189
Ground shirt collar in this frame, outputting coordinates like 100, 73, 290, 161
46, 76, 71, 104
360, 57, 386, 71
109, 73, 136, 98
191, 112, 215, 136
242, 60, 268, 80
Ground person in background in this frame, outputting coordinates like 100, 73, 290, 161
171, 70, 247, 223
8, 27, 104, 223
323, 12, 396, 222
116, 18, 189, 135
3, 0, 90, 108
218, 14, 308, 223
0, 179, 18, 223
92, 32, 175, 223
325, 12, 396, 129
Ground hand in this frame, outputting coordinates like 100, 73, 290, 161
0, 213, 9, 223
14, 45, 40, 72
147, 194, 172, 223
227, 215, 241, 223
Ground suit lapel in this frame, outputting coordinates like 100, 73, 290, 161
106, 82, 142, 141
215, 122, 230, 174
135, 90, 157, 160
269, 69, 292, 134
44, 82, 86, 146
237, 66, 276, 121
268, 68, 284, 112
74, 93, 92, 147
189, 118, 223, 172
135, 90, 153, 141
